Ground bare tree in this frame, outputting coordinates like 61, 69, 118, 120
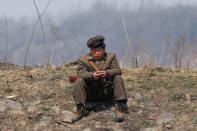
0, 17, 3, 61
0, 16, 8, 63
133, 41, 154, 67
32, 0, 48, 64
120, 0, 132, 67
158, 30, 169, 66
49, 21, 62, 65
184, 41, 197, 70
24, 0, 52, 72
120, 0, 144, 67
4, 16, 8, 63
168, 35, 187, 70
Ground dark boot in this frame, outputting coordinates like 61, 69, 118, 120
120, 100, 128, 114
72, 104, 85, 123
114, 103, 124, 122
114, 100, 128, 122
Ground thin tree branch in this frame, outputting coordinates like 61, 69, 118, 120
121, 0, 132, 49
86, 20, 102, 35
158, 30, 168, 66
32, 0, 47, 64
120, 0, 144, 67
135, 0, 144, 26
4, 16, 8, 63
120, 0, 132, 67
24, 0, 52, 70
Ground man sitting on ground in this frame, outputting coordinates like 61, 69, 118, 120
72, 35, 128, 122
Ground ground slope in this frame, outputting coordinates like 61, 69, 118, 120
0, 62, 197, 131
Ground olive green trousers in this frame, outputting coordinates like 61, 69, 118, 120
72, 75, 127, 105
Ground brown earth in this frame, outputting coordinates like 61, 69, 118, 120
0, 62, 197, 131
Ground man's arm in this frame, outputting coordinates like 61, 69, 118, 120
106, 54, 122, 77
77, 60, 94, 81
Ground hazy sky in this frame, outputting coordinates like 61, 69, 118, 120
0, 0, 196, 20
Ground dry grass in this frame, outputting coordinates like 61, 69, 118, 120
1, 63, 197, 130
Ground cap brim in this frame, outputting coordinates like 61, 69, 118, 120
89, 42, 104, 48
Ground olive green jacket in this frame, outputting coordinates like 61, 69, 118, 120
76, 52, 122, 81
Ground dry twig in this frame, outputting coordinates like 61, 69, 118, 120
32, 0, 48, 64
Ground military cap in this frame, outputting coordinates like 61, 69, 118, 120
87, 35, 105, 48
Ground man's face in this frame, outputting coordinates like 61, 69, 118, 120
91, 47, 105, 60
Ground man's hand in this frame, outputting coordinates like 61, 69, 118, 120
99, 71, 107, 78
93, 71, 107, 80
93, 72, 101, 80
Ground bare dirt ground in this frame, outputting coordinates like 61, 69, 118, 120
0, 62, 197, 131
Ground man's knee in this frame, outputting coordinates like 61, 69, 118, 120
75, 78, 86, 84
72, 78, 86, 92
113, 75, 127, 100
72, 78, 87, 103
113, 75, 123, 82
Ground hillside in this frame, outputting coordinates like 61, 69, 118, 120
0, 62, 197, 130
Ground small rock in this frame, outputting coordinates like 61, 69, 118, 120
0, 98, 22, 109
166, 124, 172, 129
61, 110, 74, 123
20, 98, 24, 102
143, 127, 158, 131
138, 104, 145, 108
83, 128, 91, 131
5, 95, 16, 99
127, 98, 137, 107
24, 99, 41, 107
138, 109, 143, 114
145, 101, 154, 106
156, 112, 174, 123
0, 103, 6, 112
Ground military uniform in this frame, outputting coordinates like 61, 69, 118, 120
72, 52, 127, 105
71, 35, 127, 123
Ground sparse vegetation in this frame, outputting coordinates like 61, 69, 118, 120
41, 106, 50, 111
0, 64, 196, 130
